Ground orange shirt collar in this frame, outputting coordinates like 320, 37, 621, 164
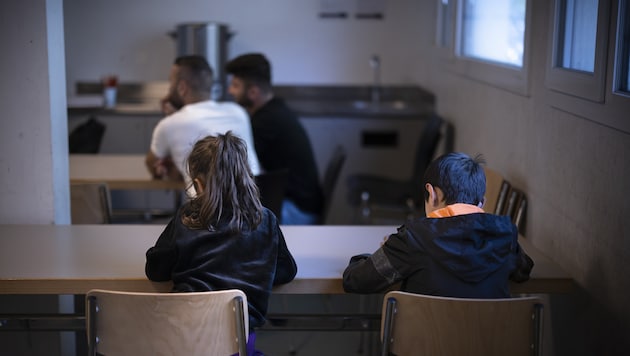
428, 203, 484, 218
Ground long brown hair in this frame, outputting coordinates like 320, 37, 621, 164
182, 131, 263, 232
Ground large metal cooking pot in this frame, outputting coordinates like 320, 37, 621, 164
171, 22, 233, 100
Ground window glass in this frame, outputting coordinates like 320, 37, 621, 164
460, 0, 527, 67
556, 0, 599, 72
615, 0, 630, 93
437, 0, 455, 48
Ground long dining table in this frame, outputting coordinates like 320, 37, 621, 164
0, 224, 573, 295
0, 224, 574, 332
69, 154, 185, 190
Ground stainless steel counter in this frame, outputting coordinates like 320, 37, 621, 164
70, 83, 435, 118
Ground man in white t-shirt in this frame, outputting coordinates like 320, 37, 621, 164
145, 55, 261, 196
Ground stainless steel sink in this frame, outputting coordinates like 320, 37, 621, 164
287, 98, 431, 117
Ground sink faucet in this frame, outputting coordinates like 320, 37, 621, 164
370, 55, 381, 104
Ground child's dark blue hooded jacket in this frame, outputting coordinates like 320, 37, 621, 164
343, 211, 533, 298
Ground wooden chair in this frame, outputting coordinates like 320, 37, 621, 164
70, 182, 112, 224
482, 167, 527, 234
380, 291, 544, 356
86, 289, 249, 356
483, 167, 511, 215
505, 187, 527, 235
255, 168, 289, 219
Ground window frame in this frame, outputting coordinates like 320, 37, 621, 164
613, 0, 630, 96
445, 0, 533, 96
435, 0, 457, 59
546, 0, 630, 134
545, 0, 610, 102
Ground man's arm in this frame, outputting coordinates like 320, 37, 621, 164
145, 150, 164, 179
145, 151, 183, 181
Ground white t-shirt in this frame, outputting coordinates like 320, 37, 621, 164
150, 100, 261, 195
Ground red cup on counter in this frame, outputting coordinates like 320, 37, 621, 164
103, 75, 118, 88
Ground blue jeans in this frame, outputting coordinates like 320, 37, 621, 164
231, 331, 264, 356
281, 199, 320, 225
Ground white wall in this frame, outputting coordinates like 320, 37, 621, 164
0, 2, 70, 355
414, 1, 630, 355
63, 0, 424, 94
0, 0, 69, 225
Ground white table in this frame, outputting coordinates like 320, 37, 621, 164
69, 154, 185, 190
0, 224, 574, 333
0, 225, 573, 295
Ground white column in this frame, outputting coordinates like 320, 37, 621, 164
0, 0, 70, 224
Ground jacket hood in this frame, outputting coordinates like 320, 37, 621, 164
406, 213, 518, 283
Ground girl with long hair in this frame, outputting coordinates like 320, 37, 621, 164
146, 131, 297, 355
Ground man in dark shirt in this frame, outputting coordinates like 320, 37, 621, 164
226, 53, 324, 224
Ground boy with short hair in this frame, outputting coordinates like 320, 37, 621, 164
342, 152, 533, 298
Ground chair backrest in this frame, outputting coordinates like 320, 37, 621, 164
513, 194, 527, 233
321, 145, 346, 223
483, 167, 511, 215
411, 114, 444, 182
70, 182, 112, 224
380, 291, 543, 356
255, 169, 289, 219
86, 289, 249, 356
505, 188, 527, 235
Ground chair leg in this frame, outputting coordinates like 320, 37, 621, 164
380, 297, 397, 356
534, 303, 544, 356
233, 296, 248, 356
87, 296, 97, 356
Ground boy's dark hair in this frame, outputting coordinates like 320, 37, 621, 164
225, 53, 272, 91
423, 152, 486, 206
174, 55, 213, 94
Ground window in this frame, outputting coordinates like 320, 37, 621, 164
546, 0, 630, 134
440, 0, 532, 95
556, 0, 599, 72
546, 0, 609, 102
436, 0, 456, 49
458, 0, 527, 68
614, 0, 630, 95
